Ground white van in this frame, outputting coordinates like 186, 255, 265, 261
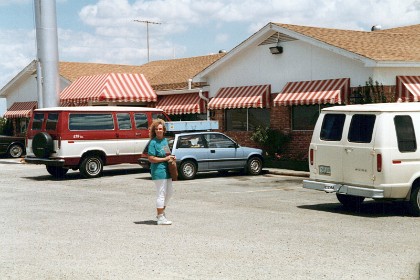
303, 103, 420, 216
25, 106, 170, 178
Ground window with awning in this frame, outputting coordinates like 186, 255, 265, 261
396, 76, 420, 102
156, 92, 208, 115
60, 73, 157, 106
208, 85, 271, 109
273, 78, 350, 106
3, 101, 38, 118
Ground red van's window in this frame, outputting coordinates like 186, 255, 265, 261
117, 113, 132, 130
134, 113, 148, 129
46, 113, 59, 131
32, 113, 44, 130
69, 113, 114, 131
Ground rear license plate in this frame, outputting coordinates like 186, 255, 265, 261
319, 165, 331, 176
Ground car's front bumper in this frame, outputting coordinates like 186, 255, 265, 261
303, 179, 384, 198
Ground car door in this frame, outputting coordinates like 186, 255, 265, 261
174, 134, 209, 171
342, 114, 376, 187
205, 133, 244, 170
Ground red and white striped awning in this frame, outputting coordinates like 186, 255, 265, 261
208, 85, 271, 109
156, 92, 208, 115
396, 76, 420, 102
3, 101, 38, 118
60, 73, 157, 106
273, 78, 350, 106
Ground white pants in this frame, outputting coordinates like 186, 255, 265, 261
154, 179, 174, 209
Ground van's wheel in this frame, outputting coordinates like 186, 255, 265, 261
179, 160, 197, 180
32, 132, 53, 158
8, 144, 24, 158
80, 155, 103, 178
246, 156, 263, 175
336, 193, 365, 210
46, 166, 69, 178
408, 185, 420, 217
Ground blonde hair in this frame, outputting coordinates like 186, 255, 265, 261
149, 119, 166, 139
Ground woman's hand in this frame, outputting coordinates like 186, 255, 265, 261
166, 155, 176, 162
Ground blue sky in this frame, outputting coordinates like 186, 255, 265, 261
0, 0, 419, 114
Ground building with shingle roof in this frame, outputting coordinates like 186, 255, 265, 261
193, 22, 420, 161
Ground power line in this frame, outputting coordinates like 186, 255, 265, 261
134, 20, 162, 62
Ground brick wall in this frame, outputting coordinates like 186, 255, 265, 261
209, 85, 397, 160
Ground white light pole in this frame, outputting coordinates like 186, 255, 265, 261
134, 20, 162, 62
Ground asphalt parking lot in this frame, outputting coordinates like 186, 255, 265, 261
0, 157, 419, 280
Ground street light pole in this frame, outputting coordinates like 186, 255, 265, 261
134, 20, 162, 62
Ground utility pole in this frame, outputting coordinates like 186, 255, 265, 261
134, 20, 162, 62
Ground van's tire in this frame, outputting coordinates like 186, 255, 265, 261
46, 166, 69, 178
32, 132, 54, 158
80, 155, 103, 178
336, 193, 365, 210
246, 156, 263, 175
8, 143, 24, 158
179, 160, 197, 180
408, 185, 420, 217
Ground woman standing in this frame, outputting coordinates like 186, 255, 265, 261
148, 119, 175, 225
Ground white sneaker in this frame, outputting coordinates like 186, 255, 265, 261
156, 214, 172, 225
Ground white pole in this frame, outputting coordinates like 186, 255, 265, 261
34, 0, 60, 108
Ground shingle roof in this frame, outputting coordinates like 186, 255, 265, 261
273, 23, 420, 62
59, 53, 225, 91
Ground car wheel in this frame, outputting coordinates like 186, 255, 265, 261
408, 185, 420, 217
179, 160, 197, 180
80, 155, 103, 178
8, 144, 24, 158
336, 193, 365, 210
46, 166, 69, 178
246, 156, 263, 175
32, 132, 53, 158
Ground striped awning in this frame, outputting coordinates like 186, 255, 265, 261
396, 76, 420, 102
60, 73, 157, 105
3, 101, 38, 118
156, 92, 208, 115
273, 78, 350, 106
208, 85, 271, 110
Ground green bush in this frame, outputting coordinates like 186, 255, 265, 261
251, 126, 290, 157
0, 118, 13, 135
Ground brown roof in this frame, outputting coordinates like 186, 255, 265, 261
59, 53, 225, 91
273, 23, 420, 62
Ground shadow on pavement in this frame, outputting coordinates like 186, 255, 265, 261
133, 220, 156, 225
23, 167, 150, 181
298, 200, 411, 218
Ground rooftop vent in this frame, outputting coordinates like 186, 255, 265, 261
371, 25, 382, 31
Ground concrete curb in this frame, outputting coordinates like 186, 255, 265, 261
266, 168, 309, 178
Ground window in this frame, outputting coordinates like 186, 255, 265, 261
177, 135, 205, 148
134, 113, 148, 129
46, 113, 58, 131
320, 114, 346, 141
394, 115, 417, 152
152, 113, 170, 122
117, 113, 132, 130
348, 114, 376, 143
226, 108, 270, 131
205, 133, 236, 148
32, 113, 44, 130
69, 113, 114, 131
292, 105, 329, 130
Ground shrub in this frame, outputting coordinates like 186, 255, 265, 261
251, 126, 290, 157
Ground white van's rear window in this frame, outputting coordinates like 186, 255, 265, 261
348, 114, 376, 143
320, 114, 345, 141
394, 115, 417, 152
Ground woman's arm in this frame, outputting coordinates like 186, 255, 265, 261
148, 155, 173, 163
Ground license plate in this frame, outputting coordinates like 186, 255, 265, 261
319, 165, 331, 176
